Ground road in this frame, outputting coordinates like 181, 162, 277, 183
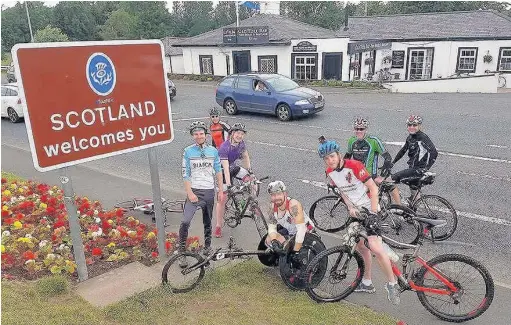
2, 80, 511, 324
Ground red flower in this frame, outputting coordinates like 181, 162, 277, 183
91, 248, 102, 256
1, 210, 10, 217
51, 234, 58, 242
46, 206, 56, 215
165, 241, 172, 252
48, 197, 58, 207
54, 220, 65, 229
22, 250, 36, 260
3, 218, 14, 225
115, 209, 124, 217
151, 251, 158, 258
40, 195, 49, 203
41, 219, 47, 225
1, 178, 6, 183
15, 213, 24, 220
102, 220, 112, 232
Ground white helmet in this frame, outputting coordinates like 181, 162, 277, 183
267, 181, 287, 194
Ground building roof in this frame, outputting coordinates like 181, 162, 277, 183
338, 10, 511, 41
173, 14, 339, 47
161, 37, 184, 55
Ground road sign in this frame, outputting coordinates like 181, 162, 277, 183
12, 40, 174, 172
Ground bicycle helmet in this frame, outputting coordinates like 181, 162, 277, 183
210, 107, 221, 116
353, 117, 369, 129
318, 140, 341, 158
267, 180, 287, 194
189, 121, 208, 135
230, 123, 247, 133
406, 115, 423, 125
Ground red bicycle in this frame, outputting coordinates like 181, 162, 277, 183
304, 213, 494, 323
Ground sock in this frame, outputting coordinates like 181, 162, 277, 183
388, 281, 397, 286
362, 279, 372, 286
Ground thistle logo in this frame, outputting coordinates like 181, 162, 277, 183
86, 52, 116, 96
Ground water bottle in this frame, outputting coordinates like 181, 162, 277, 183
382, 242, 400, 262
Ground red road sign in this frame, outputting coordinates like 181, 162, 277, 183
12, 40, 174, 172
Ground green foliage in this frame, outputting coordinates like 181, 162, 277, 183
35, 275, 70, 297
34, 25, 69, 43
99, 9, 138, 40
52, 2, 99, 41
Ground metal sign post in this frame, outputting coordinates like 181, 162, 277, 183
59, 167, 88, 281
148, 148, 166, 258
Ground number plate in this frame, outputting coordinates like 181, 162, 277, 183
314, 102, 323, 109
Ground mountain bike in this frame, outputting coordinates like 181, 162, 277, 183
379, 169, 458, 242
114, 197, 185, 226
304, 212, 494, 323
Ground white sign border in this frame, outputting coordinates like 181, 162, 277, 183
11, 39, 175, 173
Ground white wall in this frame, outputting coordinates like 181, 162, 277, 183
170, 55, 185, 74
360, 39, 511, 81
383, 74, 498, 93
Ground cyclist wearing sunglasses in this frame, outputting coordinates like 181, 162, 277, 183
180, 121, 224, 262
209, 107, 230, 148
345, 117, 400, 204
391, 115, 438, 191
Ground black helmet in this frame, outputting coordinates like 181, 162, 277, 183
230, 123, 246, 133
189, 121, 208, 135
210, 107, 221, 116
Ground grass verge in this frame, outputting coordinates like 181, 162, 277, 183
1, 171, 24, 183
0, 259, 398, 325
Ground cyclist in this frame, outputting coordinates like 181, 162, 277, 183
265, 181, 314, 257
344, 117, 401, 205
214, 123, 252, 238
180, 121, 224, 266
390, 115, 438, 202
208, 107, 230, 149
318, 139, 400, 305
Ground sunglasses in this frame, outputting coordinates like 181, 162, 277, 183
354, 128, 366, 131
407, 123, 419, 127
211, 115, 219, 118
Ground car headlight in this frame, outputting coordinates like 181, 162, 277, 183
295, 99, 309, 105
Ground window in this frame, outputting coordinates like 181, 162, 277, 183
258, 55, 277, 73
199, 55, 214, 75
219, 77, 234, 87
235, 77, 252, 90
265, 76, 299, 92
1, 87, 7, 96
391, 51, 405, 68
407, 48, 434, 80
457, 47, 478, 73
498, 47, 511, 72
292, 54, 318, 80
9, 89, 18, 96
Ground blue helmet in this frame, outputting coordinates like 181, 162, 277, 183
318, 140, 341, 158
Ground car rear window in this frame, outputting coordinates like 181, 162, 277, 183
219, 77, 234, 87
236, 77, 252, 90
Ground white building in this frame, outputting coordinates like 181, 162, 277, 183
165, 10, 511, 89
161, 37, 185, 74
342, 10, 511, 87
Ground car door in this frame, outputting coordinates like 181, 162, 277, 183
233, 76, 254, 111
1, 87, 7, 117
251, 79, 273, 113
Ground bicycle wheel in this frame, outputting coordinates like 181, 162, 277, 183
162, 199, 185, 213
305, 245, 364, 303
380, 205, 423, 249
412, 195, 458, 241
279, 233, 327, 291
415, 254, 494, 322
224, 197, 241, 228
161, 252, 206, 293
309, 196, 349, 233
114, 200, 135, 211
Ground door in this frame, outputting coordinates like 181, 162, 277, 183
251, 79, 273, 113
233, 50, 251, 73
322, 53, 342, 80
233, 76, 254, 110
407, 48, 434, 80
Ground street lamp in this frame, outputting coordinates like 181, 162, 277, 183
25, 2, 34, 42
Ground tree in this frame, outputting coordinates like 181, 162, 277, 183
99, 9, 137, 40
120, 1, 173, 39
34, 25, 69, 42
280, 1, 345, 30
52, 2, 98, 41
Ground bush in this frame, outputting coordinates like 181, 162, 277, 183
296, 79, 383, 89
36, 274, 70, 297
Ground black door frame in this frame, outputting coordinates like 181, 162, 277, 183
322, 52, 343, 80
232, 50, 251, 73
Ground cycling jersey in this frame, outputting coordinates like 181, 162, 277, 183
182, 144, 222, 190
209, 121, 230, 148
218, 139, 247, 165
326, 159, 372, 209
346, 135, 389, 177
268, 197, 314, 236
393, 131, 438, 170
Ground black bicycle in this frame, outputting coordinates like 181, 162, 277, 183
304, 211, 494, 323
379, 169, 458, 242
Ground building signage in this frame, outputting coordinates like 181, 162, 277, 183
223, 26, 269, 44
293, 41, 317, 52
12, 40, 174, 172
348, 40, 392, 54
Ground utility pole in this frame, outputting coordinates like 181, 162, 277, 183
236, 1, 240, 27
25, 2, 34, 42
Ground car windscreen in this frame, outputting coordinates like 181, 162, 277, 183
265, 76, 299, 92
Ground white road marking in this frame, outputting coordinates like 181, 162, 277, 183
248, 140, 316, 153
173, 116, 209, 122
298, 178, 511, 226
456, 171, 511, 182
228, 116, 351, 132
486, 144, 509, 149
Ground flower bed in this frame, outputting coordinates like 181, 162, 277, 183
1, 176, 200, 281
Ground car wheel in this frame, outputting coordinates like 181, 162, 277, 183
224, 99, 238, 115
276, 103, 292, 121
7, 108, 21, 123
